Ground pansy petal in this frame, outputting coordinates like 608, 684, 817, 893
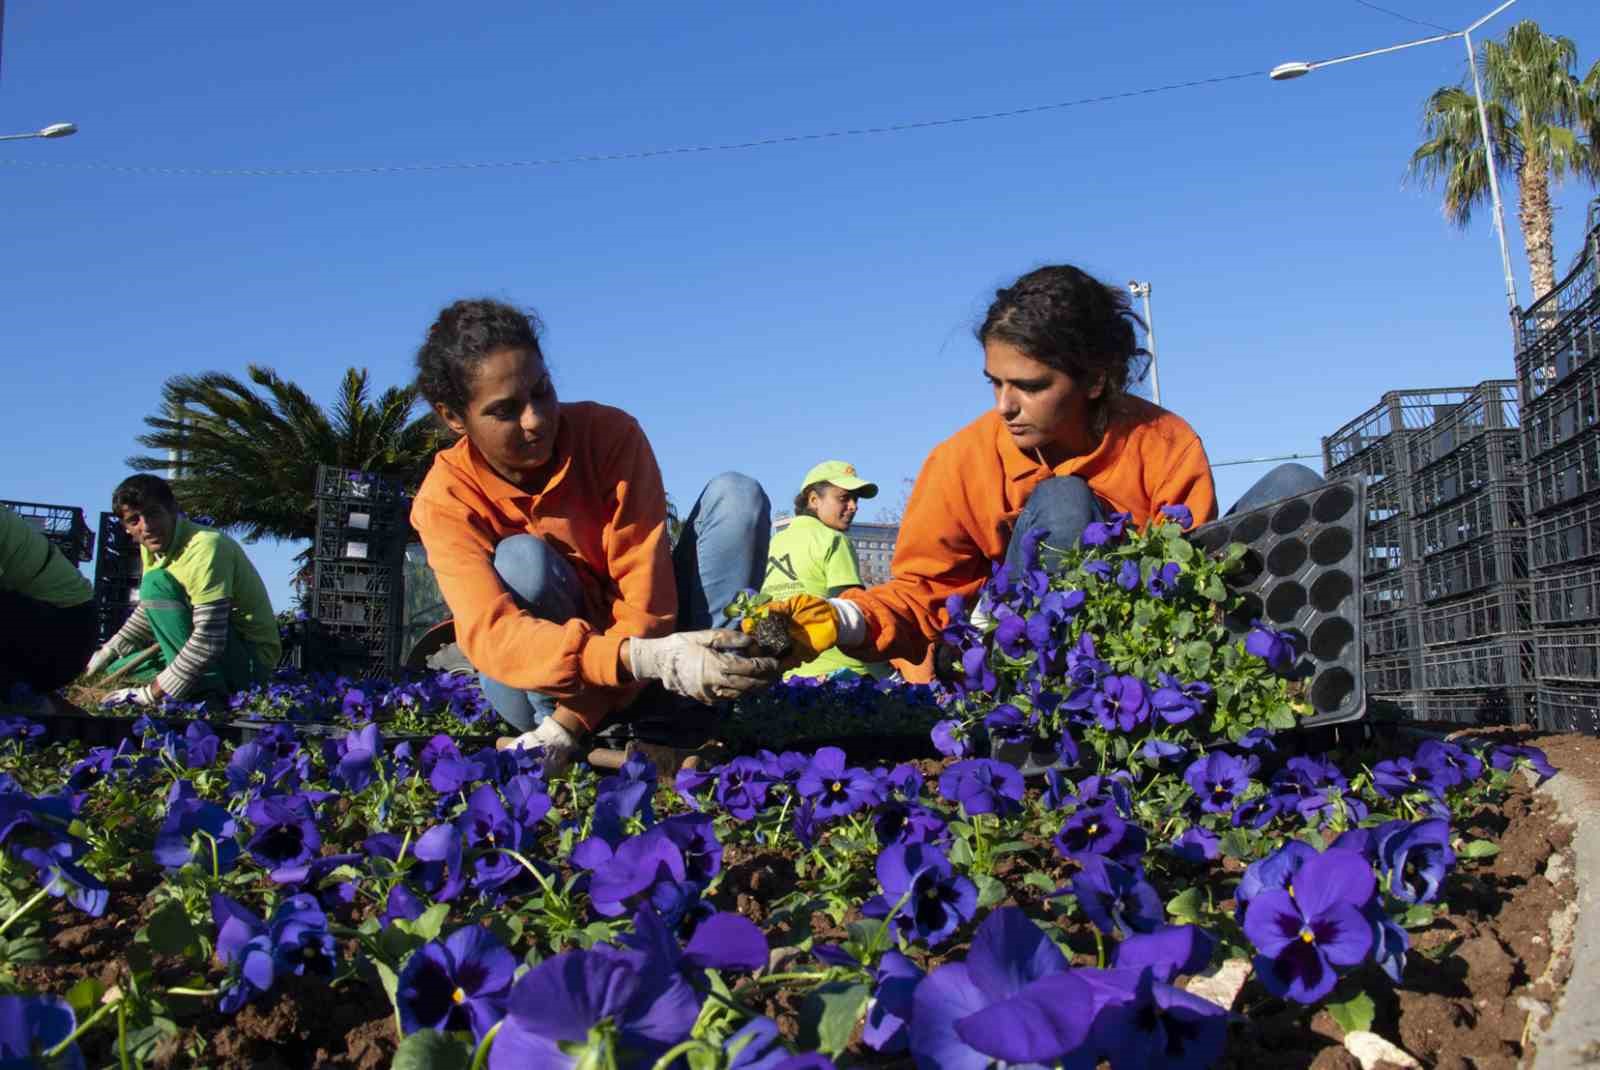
1290, 849, 1376, 918
953, 972, 1094, 1062
964, 907, 1068, 1001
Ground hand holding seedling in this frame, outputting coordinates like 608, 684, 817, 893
739, 593, 841, 666
626, 630, 781, 704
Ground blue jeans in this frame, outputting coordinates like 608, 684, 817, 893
1002, 463, 1327, 568
478, 472, 771, 731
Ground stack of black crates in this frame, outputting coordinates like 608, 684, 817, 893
93, 511, 142, 644
311, 466, 410, 673
1518, 212, 1600, 734
1409, 381, 1533, 724
0, 501, 95, 565
1322, 387, 1474, 719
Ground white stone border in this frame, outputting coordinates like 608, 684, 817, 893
1530, 765, 1600, 1070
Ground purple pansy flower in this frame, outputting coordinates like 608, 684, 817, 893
1183, 752, 1252, 813
796, 747, 881, 821
1116, 560, 1141, 591
1072, 856, 1164, 936
1160, 503, 1194, 529
396, 925, 516, 1042
1092, 675, 1151, 733
0, 994, 84, 1070
860, 843, 977, 947
1244, 621, 1305, 675
1146, 562, 1182, 598
1378, 819, 1455, 904
1082, 511, 1131, 547
937, 760, 1024, 817
1242, 848, 1375, 1003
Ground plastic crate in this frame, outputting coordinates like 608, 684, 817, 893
314, 498, 407, 562
313, 560, 398, 597
1526, 425, 1600, 514
1414, 482, 1525, 558
1409, 432, 1522, 515
1362, 567, 1419, 618
1535, 684, 1600, 734
1364, 609, 1418, 658
317, 617, 402, 672
94, 581, 142, 644
0, 501, 94, 563
1523, 359, 1600, 460
1365, 651, 1418, 693
314, 592, 399, 629
1406, 380, 1518, 474
1421, 636, 1535, 689
1420, 686, 1534, 727
1419, 533, 1528, 604
316, 465, 409, 505
93, 512, 142, 580
1327, 437, 1411, 529
1322, 388, 1476, 471
1420, 586, 1532, 644
1532, 563, 1600, 627
1362, 514, 1414, 577
1366, 690, 1423, 722
1535, 627, 1600, 682
1516, 240, 1599, 399
1528, 495, 1600, 570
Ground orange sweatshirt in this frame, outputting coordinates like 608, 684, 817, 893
410, 402, 676, 727
842, 400, 1217, 663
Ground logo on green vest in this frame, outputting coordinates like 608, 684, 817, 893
765, 553, 797, 582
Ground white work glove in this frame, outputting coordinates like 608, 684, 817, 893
504, 717, 583, 775
102, 686, 154, 708
85, 645, 119, 678
628, 630, 782, 705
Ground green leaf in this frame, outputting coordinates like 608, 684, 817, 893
1169, 538, 1195, 563
142, 900, 200, 958
1401, 903, 1437, 930
974, 875, 1007, 908
65, 978, 105, 1018
1218, 830, 1253, 861
799, 981, 871, 1057
1325, 990, 1375, 1036
402, 902, 451, 943
1022, 872, 1058, 894
1199, 575, 1227, 602
391, 1028, 472, 1070
1460, 839, 1500, 860
947, 837, 975, 866
1166, 886, 1204, 925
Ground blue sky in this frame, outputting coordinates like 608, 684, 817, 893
2, 0, 1598, 609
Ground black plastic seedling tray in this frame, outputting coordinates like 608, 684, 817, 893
1189, 478, 1368, 730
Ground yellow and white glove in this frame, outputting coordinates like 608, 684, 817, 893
628, 630, 781, 704
740, 594, 867, 663
103, 685, 155, 707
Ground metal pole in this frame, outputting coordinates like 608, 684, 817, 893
1128, 281, 1161, 407
1462, 28, 1521, 316
1142, 285, 1161, 407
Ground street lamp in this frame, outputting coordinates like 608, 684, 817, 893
1127, 281, 1160, 407
0, 122, 78, 142
1271, 0, 1520, 317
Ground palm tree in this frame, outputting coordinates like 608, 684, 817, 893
128, 366, 444, 548
1408, 20, 1599, 303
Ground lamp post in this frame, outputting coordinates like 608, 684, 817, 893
1127, 280, 1160, 407
1270, 0, 1520, 317
0, 122, 77, 142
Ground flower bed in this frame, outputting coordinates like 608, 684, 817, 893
0, 511, 1582, 1069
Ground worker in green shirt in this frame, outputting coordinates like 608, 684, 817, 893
759, 461, 890, 680
89, 475, 281, 705
0, 504, 96, 708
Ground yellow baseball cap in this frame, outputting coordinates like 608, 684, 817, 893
801, 460, 878, 499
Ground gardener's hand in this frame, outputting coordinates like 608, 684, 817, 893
627, 630, 781, 705
102, 685, 154, 707
501, 717, 583, 775
85, 644, 118, 678
741, 595, 868, 662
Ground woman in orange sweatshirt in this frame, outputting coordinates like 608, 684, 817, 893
760, 264, 1322, 669
410, 299, 781, 769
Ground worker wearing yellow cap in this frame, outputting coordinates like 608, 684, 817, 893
760, 461, 889, 680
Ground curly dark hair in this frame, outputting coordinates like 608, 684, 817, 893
415, 299, 545, 416
112, 473, 178, 516
977, 265, 1150, 436
792, 481, 831, 518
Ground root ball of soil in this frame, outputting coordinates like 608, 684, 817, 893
750, 612, 794, 658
